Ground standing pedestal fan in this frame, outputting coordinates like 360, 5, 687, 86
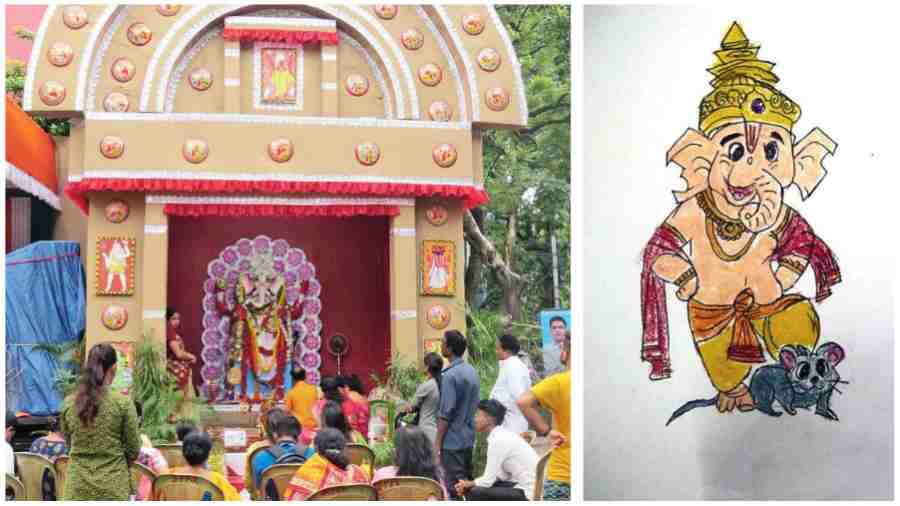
327, 334, 349, 374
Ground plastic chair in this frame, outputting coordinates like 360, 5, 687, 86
244, 442, 272, 500
13, 452, 56, 500
532, 451, 552, 501
53, 455, 69, 498
373, 476, 445, 501
345, 444, 375, 474
5, 473, 25, 500
259, 463, 302, 500
130, 461, 158, 498
152, 473, 225, 501
156, 444, 187, 469
307, 483, 377, 500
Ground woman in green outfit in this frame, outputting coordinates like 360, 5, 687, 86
60, 343, 141, 500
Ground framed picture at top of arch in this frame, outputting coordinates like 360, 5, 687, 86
96, 236, 136, 295
421, 240, 455, 296
255, 42, 303, 111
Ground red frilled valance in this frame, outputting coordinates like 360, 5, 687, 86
222, 28, 338, 45
164, 203, 399, 218
64, 178, 489, 215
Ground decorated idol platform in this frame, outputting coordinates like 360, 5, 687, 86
21, 3, 527, 421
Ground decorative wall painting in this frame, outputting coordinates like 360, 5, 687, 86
107, 341, 134, 395
421, 240, 455, 296
261, 48, 298, 104
96, 236, 136, 295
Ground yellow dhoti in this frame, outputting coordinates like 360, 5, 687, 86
689, 290, 820, 393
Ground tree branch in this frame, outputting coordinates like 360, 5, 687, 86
464, 210, 523, 286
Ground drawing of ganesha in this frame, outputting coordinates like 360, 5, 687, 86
640, 22, 841, 415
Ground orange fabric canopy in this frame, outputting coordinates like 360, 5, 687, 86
5, 96, 59, 209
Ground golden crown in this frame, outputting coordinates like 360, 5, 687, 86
699, 22, 801, 135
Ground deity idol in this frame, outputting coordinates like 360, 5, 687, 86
103, 239, 130, 292
215, 253, 307, 402
640, 22, 841, 414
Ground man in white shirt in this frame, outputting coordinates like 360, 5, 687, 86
543, 316, 568, 376
454, 399, 539, 501
5, 411, 17, 476
489, 334, 532, 435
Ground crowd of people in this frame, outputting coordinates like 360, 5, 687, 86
5, 327, 571, 501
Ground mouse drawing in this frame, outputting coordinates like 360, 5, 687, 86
666, 342, 846, 426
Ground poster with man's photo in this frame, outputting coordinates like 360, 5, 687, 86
539, 309, 570, 377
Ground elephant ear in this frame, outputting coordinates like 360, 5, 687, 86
666, 128, 714, 203
793, 127, 838, 200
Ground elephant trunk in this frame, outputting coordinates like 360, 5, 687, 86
739, 177, 783, 233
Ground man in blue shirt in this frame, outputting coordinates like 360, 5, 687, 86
435, 330, 480, 500
251, 414, 306, 491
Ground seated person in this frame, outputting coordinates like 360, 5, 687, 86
5, 412, 17, 500
244, 406, 285, 495
372, 426, 449, 499
303, 401, 367, 459
454, 400, 539, 501
133, 401, 169, 500
164, 430, 241, 501
338, 375, 370, 436
28, 416, 68, 461
252, 414, 306, 492
283, 428, 369, 501
285, 368, 319, 433
175, 421, 198, 443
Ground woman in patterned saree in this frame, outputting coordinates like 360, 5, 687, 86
283, 428, 369, 501
338, 375, 370, 437
166, 309, 197, 414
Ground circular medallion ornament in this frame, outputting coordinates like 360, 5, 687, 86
189, 68, 213, 91
484, 87, 510, 111
126, 22, 152, 46
400, 28, 424, 50
183, 139, 209, 164
268, 138, 294, 163
345, 73, 369, 97
432, 143, 458, 168
103, 92, 130, 112
39, 81, 66, 106
426, 204, 449, 226
426, 304, 451, 330
355, 142, 381, 166
62, 6, 89, 30
156, 5, 181, 16
100, 136, 125, 159
373, 5, 398, 20
477, 48, 501, 72
104, 199, 130, 223
111, 57, 136, 83
418, 63, 443, 87
462, 13, 485, 35
101, 304, 128, 331
428, 101, 452, 122
47, 42, 74, 67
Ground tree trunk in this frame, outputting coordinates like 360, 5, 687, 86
465, 208, 486, 308
463, 209, 524, 323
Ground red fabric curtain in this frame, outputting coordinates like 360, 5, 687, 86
166, 216, 391, 394
222, 28, 338, 45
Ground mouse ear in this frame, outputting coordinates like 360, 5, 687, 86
779, 346, 798, 370
818, 341, 845, 366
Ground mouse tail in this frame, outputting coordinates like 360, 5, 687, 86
665, 396, 718, 426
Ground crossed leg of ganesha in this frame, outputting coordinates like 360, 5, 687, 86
692, 300, 820, 412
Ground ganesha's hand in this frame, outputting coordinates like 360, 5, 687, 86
676, 276, 698, 301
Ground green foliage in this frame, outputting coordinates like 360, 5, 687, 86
33, 339, 86, 399
370, 353, 422, 401
371, 439, 395, 469
131, 332, 188, 444
473, 6, 571, 320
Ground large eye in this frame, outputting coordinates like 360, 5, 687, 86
815, 358, 827, 376
727, 143, 745, 162
764, 140, 779, 162
797, 362, 810, 379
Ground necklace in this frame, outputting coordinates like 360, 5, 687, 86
698, 191, 757, 262
696, 191, 747, 241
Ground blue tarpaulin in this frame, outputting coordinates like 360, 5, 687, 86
6, 241, 85, 415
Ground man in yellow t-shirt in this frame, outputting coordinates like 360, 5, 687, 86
285, 368, 319, 430
518, 331, 571, 500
